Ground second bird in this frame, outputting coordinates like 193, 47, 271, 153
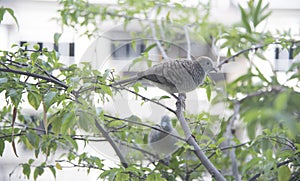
113, 56, 216, 93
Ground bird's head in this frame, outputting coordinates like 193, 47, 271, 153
160, 115, 172, 132
198, 56, 217, 73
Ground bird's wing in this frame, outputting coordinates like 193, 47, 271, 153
143, 60, 197, 92
139, 60, 193, 91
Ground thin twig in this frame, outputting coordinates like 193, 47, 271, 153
103, 114, 185, 141
150, 22, 169, 60
217, 44, 267, 69
189, 142, 249, 174
184, 25, 191, 60
248, 157, 296, 181
0, 67, 68, 89
111, 85, 176, 114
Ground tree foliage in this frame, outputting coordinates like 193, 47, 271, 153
0, 0, 300, 180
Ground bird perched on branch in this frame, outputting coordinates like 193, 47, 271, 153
113, 56, 216, 93
148, 115, 179, 157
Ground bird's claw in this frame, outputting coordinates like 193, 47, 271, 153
175, 93, 186, 110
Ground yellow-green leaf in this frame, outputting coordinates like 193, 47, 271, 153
56, 163, 62, 170
278, 166, 291, 181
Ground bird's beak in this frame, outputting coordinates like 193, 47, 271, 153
210, 67, 217, 73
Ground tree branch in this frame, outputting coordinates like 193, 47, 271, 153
175, 93, 226, 181
248, 157, 297, 181
110, 85, 176, 114
0, 67, 68, 89
103, 114, 185, 141
188, 142, 249, 174
150, 22, 169, 60
217, 44, 267, 69
184, 25, 191, 60
225, 102, 241, 181
94, 119, 129, 168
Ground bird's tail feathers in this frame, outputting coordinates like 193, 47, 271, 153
112, 76, 139, 86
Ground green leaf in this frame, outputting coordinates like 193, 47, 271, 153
28, 92, 42, 110
133, 82, 142, 93
243, 157, 261, 173
0, 77, 8, 84
64, 136, 78, 151
26, 132, 39, 148
274, 91, 290, 111
206, 83, 212, 101
278, 166, 291, 181
159, 95, 170, 100
247, 121, 257, 139
239, 5, 252, 33
0, 139, 5, 156
48, 113, 62, 135
0, 7, 5, 22
43, 91, 57, 111
131, 40, 136, 52
253, 0, 262, 27
61, 111, 76, 134
49, 166, 56, 179
22, 164, 31, 179
33, 167, 44, 181
143, 43, 157, 54
54, 33, 62, 46
28, 158, 35, 165
146, 173, 167, 181
100, 85, 112, 97
78, 111, 94, 131
116, 172, 129, 181
33, 44, 40, 51
5, 8, 19, 30
6, 89, 22, 107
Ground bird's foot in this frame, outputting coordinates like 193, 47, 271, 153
175, 93, 186, 110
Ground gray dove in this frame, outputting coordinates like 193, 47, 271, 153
148, 115, 179, 156
113, 56, 216, 93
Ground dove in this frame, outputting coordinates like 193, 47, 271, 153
113, 56, 216, 93
148, 115, 179, 156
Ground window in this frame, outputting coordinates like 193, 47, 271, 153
20, 41, 75, 57
111, 40, 146, 60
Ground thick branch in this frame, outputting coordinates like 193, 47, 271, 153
175, 93, 226, 181
94, 119, 128, 168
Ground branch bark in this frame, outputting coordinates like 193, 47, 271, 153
94, 119, 129, 168
0, 67, 68, 89
175, 93, 226, 181
225, 102, 241, 181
